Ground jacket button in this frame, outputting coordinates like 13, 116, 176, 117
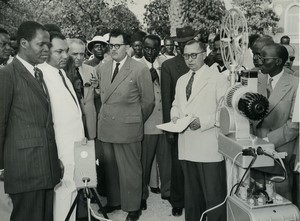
112, 117, 115, 120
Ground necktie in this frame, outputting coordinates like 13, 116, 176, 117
267, 77, 273, 98
34, 67, 49, 97
111, 62, 120, 83
75, 67, 84, 97
186, 72, 196, 101
58, 70, 78, 106
150, 65, 159, 84
34, 67, 51, 126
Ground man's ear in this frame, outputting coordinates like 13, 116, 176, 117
276, 57, 283, 66
20, 38, 28, 49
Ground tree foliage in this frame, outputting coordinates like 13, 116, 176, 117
233, 0, 280, 35
182, 0, 226, 41
0, 0, 140, 39
143, 0, 170, 38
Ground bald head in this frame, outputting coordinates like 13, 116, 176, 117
252, 36, 274, 68
260, 43, 288, 76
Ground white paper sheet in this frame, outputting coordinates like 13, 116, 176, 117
156, 115, 193, 133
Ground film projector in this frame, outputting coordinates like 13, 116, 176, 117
217, 8, 300, 221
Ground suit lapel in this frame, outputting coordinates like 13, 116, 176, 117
186, 67, 209, 106
267, 72, 292, 113
102, 57, 132, 104
13, 59, 48, 110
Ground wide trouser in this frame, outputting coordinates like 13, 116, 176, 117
181, 160, 227, 221
170, 136, 185, 208
102, 141, 142, 212
142, 134, 171, 199
10, 189, 54, 221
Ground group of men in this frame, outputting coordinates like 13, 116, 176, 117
0, 20, 299, 221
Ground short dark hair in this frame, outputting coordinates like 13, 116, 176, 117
44, 23, 61, 33
280, 35, 290, 44
144, 34, 161, 48
249, 34, 260, 48
109, 29, 131, 45
185, 39, 206, 52
48, 31, 66, 48
275, 44, 289, 66
17, 21, 47, 47
0, 28, 9, 35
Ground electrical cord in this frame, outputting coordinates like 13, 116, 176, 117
234, 150, 257, 195
199, 152, 242, 221
256, 147, 287, 183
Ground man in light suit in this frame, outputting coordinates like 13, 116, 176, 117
68, 38, 97, 140
171, 40, 228, 221
0, 21, 61, 221
252, 43, 299, 200
161, 26, 195, 216
97, 29, 154, 221
38, 31, 85, 221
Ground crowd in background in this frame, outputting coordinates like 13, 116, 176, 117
0, 20, 299, 221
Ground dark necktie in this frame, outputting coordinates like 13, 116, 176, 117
34, 67, 49, 98
266, 77, 273, 98
34, 67, 51, 126
58, 70, 78, 106
186, 72, 196, 101
150, 64, 159, 84
75, 67, 84, 97
111, 62, 120, 83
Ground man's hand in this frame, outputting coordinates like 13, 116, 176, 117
189, 117, 201, 130
0, 169, 4, 181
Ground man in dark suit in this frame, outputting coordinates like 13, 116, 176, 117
0, 21, 61, 221
160, 26, 195, 216
97, 29, 154, 221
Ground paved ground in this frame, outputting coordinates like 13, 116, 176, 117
91, 191, 185, 221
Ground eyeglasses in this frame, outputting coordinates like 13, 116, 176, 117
108, 44, 126, 50
289, 56, 295, 62
183, 51, 205, 60
254, 54, 279, 63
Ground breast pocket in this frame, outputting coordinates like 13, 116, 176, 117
15, 137, 44, 149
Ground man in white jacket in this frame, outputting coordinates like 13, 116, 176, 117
38, 31, 85, 221
171, 40, 229, 221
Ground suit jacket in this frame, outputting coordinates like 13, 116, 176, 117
171, 65, 229, 162
253, 70, 299, 174
138, 57, 164, 134
161, 55, 189, 124
97, 56, 155, 143
0, 58, 61, 194
79, 63, 97, 139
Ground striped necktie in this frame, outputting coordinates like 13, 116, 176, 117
186, 72, 196, 101
267, 77, 273, 98
111, 62, 120, 83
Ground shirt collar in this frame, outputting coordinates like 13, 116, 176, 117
16, 54, 35, 76
113, 55, 127, 71
268, 69, 284, 89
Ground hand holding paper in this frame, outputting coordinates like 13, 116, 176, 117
156, 115, 194, 133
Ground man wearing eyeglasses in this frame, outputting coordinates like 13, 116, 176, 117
251, 43, 299, 201
281, 44, 298, 77
171, 40, 228, 221
97, 29, 154, 221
